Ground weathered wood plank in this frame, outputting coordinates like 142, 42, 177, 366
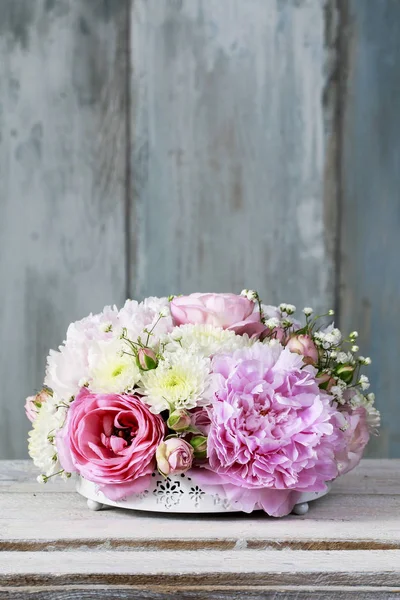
339, 0, 400, 458
130, 0, 337, 314
1, 461, 399, 551
1, 549, 400, 586
0, 0, 128, 459
1, 588, 400, 600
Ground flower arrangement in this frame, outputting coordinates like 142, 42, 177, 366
27, 292, 380, 517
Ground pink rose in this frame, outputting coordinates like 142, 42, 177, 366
336, 406, 370, 476
25, 388, 52, 422
286, 334, 319, 364
170, 293, 265, 337
156, 437, 194, 476
57, 388, 165, 500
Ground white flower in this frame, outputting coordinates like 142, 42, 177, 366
279, 303, 296, 314
28, 395, 68, 478
265, 317, 281, 329
162, 324, 252, 358
328, 309, 335, 316
241, 289, 257, 301
366, 406, 381, 432
351, 345, 359, 352
336, 352, 349, 364
349, 331, 359, 339
118, 297, 173, 345
364, 357, 372, 365
88, 339, 141, 393
139, 349, 218, 413
303, 307, 313, 316
359, 374, 370, 390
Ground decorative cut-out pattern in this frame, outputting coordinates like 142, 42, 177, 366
153, 477, 184, 508
189, 485, 205, 507
212, 493, 231, 510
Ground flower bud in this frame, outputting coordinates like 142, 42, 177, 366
316, 372, 335, 391
286, 334, 319, 364
156, 438, 194, 476
25, 387, 52, 423
335, 364, 355, 384
190, 435, 208, 459
167, 409, 192, 432
137, 347, 158, 371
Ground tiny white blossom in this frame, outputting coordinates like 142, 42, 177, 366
331, 385, 343, 398
265, 317, 280, 329
159, 308, 170, 318
241, 289, 257, 301
37, 475, 46, 484
279, 303, 287, 312
350, 331, 359, 339
351, 345, 359, 352
359, 374, 370, 390
285, 304, 296, 314
364, 357, 372, 365
336, 352, 348, 364
303, 307, 313, 316
328, 309, 335, 316
330, 350, 337, 359
367, 392, 376, 403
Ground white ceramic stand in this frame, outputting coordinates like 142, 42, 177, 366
76, 472, 331, 516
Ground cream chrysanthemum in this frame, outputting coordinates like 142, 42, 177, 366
139, 349, 218, 413
88, 339, 141, 394
28, 395, 68, 477
162, 324, 252, 358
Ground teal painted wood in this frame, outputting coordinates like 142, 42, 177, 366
339, 0, 400, 457
130, 0, 337, 315
0, 0, 128, 458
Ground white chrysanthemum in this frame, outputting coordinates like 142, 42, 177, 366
139, 349, 218, 413
88, 339, 141, 393
28, 395, 68, 478
162, 324, 252, 358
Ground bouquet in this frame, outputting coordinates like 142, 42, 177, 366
27, 291, 380, 517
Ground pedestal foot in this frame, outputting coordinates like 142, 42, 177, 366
292, 502, 309, 516
87, 499, 104, 511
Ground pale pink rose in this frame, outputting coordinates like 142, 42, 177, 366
25, 396, 38, 422
25, 388, 52, 422
57, 388, 166, 500
336, 406, 370, 476
171, 293, 265, 337
156, 437, 194, 476
286, 334, 319, 364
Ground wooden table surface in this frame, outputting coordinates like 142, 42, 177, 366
1, 459, 400, 599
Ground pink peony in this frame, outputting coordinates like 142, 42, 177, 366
171, 293, 265, 337
195, 343, 345, 516
57, 388, 165, 500
336, 406, 370, 476
156, 437, 194, 476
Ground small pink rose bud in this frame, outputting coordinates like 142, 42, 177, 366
316, 372, 335, 392
25, 387, 52, 423
167, 409, 192, 432
156, 438, 194, 476
137, 347, 158, 371
286, 334, 319, 364
190, 435, 208, 459
335, 364, 355, 384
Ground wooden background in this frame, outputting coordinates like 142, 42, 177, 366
0, 0, 399, 459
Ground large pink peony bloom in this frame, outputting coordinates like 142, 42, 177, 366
170, 293, 266, 337
57, 388, 165, 500
193, 343, 345, 516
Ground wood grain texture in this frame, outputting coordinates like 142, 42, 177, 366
339, 0, 400, 458
0, 0, 128, 459
0, 585, 399, 600
130, 0, 337, 313
1, 459, 399, 595
1, 460, 399, 550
